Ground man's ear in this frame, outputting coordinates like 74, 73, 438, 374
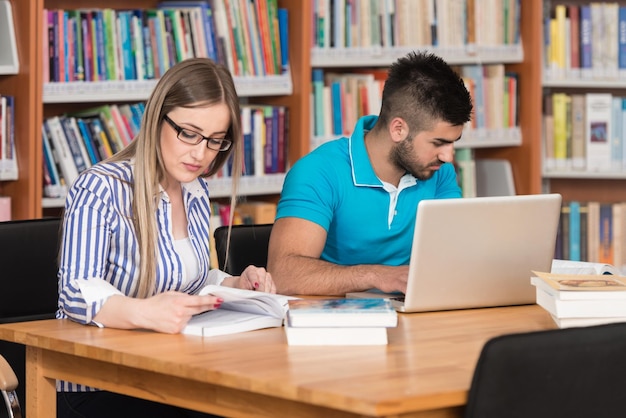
389, 117, 409, 143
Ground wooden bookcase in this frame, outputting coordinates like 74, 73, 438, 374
0, 0, 310, 220
541, 0, 626, 204
0, 0, 547, 221
476, 0, 544, 197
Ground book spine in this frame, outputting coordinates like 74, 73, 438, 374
312, 68, 325, 137
580, 5, 592, 77
619, 6, 626, 77
569, 201, 581, 262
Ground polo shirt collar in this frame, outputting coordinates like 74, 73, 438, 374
349, 115, 383, 187
349, 115, 418, 189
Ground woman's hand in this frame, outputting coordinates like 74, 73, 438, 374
223, 265, 276, 293
95, 291, 223, 334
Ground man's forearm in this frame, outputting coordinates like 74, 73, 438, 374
271, 255, 407, 296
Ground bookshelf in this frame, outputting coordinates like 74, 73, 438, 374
308, 1, 544, 197
0, 0, 310, 219
542, 1, 626, 203
0, 0, 19, 75
1, 0, 548, 221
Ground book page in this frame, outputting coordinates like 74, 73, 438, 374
550, 259, 620, 275
183, 309, 283, 337
198, 285, 296, 318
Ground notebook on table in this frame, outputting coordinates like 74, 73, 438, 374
347, 194, 562, 313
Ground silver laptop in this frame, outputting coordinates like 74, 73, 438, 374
347, 194, 562, 312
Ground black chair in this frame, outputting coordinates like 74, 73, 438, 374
213, 224, 273, 276
464, 322, 626, 418
0, 218, 61, 418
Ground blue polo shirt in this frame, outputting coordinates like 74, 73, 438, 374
276, 115, 461, 266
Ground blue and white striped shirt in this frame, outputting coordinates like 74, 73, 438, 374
57, 159, 225, 392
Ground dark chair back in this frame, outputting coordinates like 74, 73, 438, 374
0, 218, 61, 418
464, 322, 626, 418
213, 224, 273, 276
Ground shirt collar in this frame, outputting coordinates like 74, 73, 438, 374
349, 115, 383, 187
349, 115, 418, 188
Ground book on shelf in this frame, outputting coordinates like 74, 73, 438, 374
284, 321, 389, 346
585, 93, 612, 172
182, 285, 296, 337
0, 95, 17, 180
286, 298, 398, 328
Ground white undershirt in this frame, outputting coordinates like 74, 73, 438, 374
173, 237, 199, 287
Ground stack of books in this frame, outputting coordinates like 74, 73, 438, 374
284, 298, 398, 346
531, 270, 626, 328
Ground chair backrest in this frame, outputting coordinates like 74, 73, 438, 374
475, 158, 516, 196
0, 217, 61, 418
0, 354, 21, 418
213, 224, 273, 276
464, 322, 626, 418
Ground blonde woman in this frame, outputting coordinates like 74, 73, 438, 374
57, 58, 274, 417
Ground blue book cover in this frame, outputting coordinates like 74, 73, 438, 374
76, 118, 100, 164
277, 8, 289, 71
580, 5, 592, 71
62, 11, 70, 82
286, 298, 397, 328
312, 68, 325, 136
118, 11, 137, 80
93, 10, 107, 81
619, 7, 626, 70
330, 81, 343, 136
139, 12, 155, 80
569, 201, 581, 262
42, 125, 61, 189
60, 117, 87, 173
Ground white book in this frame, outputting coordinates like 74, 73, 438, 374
182, 285, 297, 337
550, 315, 626, 329
551, 259, 621, 276
536, 287, 626, 318
45, 116, 80, 187
585, 93, 613, 172
284, 324, 388, 346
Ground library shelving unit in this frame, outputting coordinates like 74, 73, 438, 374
1, 0, 311, 220
542, 1, 626, 204
308, 0, 544, 198
1, 0, 547, 220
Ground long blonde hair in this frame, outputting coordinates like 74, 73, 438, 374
109, 58, 242, 298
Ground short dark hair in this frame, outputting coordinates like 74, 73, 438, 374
378, 51, 473, 133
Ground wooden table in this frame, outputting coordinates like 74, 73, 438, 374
0, 305, 556, 418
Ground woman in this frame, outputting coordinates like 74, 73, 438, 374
57, 58, 275, 417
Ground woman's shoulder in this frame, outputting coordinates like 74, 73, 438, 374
72, 160, 134, 189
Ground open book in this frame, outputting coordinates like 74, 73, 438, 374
551, 259, 621, 276
182, 286, 297, 337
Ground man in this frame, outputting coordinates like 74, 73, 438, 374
267, 51, 473, 296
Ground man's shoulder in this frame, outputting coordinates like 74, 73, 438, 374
297, 138, 350, 167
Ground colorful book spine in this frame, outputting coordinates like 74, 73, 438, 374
569, 201, 581, 262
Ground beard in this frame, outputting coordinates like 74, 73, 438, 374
389, 139, 442, 181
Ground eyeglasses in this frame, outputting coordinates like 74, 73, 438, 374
163, 115, 232, 151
